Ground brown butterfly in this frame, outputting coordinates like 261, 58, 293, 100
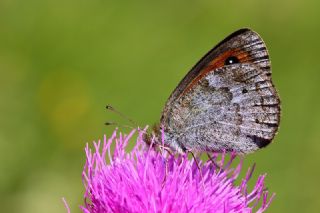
152, 28, 280, 154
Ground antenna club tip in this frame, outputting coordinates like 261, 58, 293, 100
105, 105, 113, 110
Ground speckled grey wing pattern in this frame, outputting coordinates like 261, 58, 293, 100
160, 29, 280, 154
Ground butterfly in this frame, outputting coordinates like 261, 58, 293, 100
153, 28, 281, 154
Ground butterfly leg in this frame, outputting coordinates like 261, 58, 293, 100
189, 151, 204, 183
158, 145, 175, 188
207, 153, 223, 172
161, 158, 168, 188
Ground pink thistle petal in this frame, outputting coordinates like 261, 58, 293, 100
76, 129, 275, 213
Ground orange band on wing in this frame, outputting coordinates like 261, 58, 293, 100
181, 49, 251, 96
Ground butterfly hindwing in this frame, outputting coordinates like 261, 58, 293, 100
160, 29, 280, 154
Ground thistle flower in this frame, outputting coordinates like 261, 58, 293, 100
77, 128, 274, 213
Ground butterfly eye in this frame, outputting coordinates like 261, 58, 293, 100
224, 56, 239, 65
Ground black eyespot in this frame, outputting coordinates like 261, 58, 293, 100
242, 88, 248, 94
225, 56, 239, 65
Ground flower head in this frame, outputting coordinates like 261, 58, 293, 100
80, 128, 274, 212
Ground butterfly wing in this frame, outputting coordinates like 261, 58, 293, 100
161, 29, 280, 154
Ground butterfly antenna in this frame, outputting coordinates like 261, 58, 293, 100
105, 105, 138, 127
104, 121, 134, 129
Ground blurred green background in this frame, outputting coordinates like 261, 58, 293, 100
0, 0, 319, 212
